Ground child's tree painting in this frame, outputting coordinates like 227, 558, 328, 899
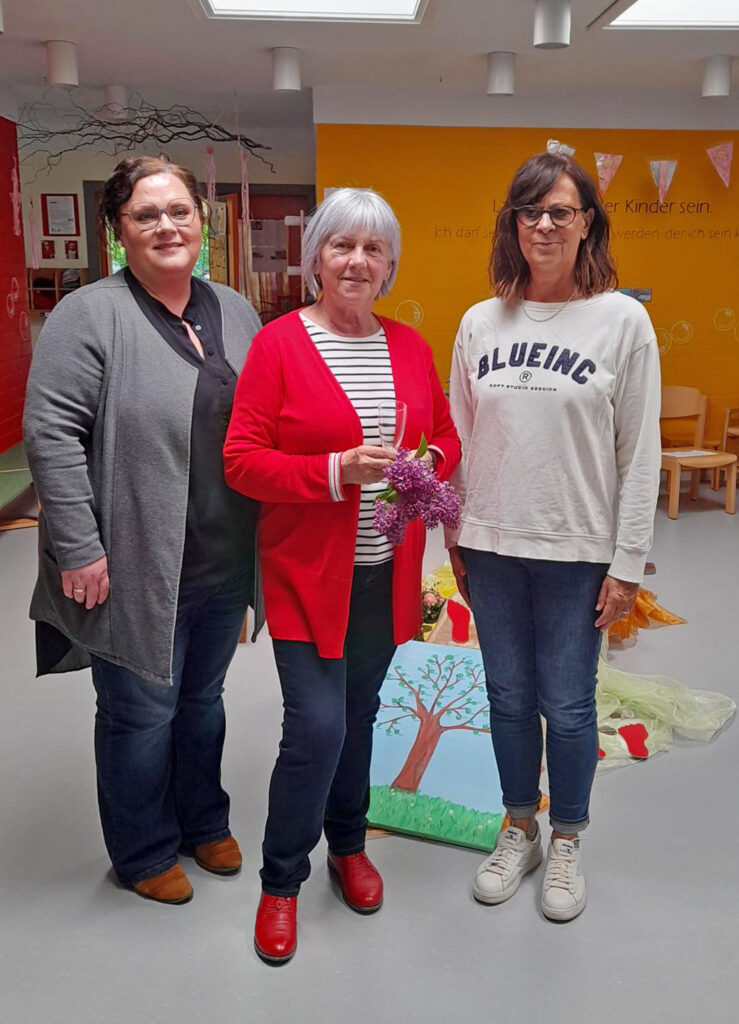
369, 641, 504, 851
378, 652, 488, 792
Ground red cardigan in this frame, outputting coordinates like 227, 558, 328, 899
224, 310, 461, 658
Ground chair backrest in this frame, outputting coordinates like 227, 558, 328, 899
660, 386, 707, 448
721, 407, 739, 450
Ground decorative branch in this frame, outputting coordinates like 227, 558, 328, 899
18, 89, 274, 180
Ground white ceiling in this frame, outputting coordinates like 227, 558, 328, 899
0, 0, 738, 130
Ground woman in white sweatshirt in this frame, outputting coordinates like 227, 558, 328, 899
447, 152, 661, 921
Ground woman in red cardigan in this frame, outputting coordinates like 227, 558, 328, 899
225, 187, 460, 964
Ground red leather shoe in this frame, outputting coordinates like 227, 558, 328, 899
327, 850, 383, 913
254, 894, 297, 965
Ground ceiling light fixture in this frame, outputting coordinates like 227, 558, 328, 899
486, 52, 516, 95
45, 41, 79, 87
272, 47, 301, 91
534, 0, 571, 49
702, 54, 732, 97
104, 85, 129, 119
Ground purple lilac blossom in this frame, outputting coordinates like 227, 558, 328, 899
373, 449, 461, 545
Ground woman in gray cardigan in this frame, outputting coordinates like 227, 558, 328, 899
24, 156, 261, 905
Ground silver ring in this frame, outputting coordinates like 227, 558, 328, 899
73, 588, 85, 594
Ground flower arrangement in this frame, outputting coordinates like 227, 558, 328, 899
373, 435, 462, 545
422, 588, 446, 624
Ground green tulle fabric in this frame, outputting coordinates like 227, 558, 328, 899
596, 637, 735, 767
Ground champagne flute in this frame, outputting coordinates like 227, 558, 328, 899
378, 400, 407, 450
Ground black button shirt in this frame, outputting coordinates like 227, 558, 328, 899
125, 269, 257, 592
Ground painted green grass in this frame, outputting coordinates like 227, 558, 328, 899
368, 785, 503, 852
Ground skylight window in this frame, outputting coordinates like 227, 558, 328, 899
609, 0, 739, 29
200, 0, 427, 22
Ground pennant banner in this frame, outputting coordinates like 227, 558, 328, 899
10, 157, 22, 236
205, 146, 217, 211
28, 199, 41, 269
547, 138, 575, 157
707, 142, 733, 188
594, 152, 623, 195
650, 159, 677, 204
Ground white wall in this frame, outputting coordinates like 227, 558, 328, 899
313, 85, 739, 131
20, 124, 316, 269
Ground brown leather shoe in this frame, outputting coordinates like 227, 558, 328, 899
193, 836, 242, 876
133, 864, 193, 905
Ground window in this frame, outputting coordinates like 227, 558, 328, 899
200, 1, 426, 23
609, 0, 739, 29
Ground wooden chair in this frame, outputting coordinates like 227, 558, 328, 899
660, 386, 737, 519
711, 406, 739, 490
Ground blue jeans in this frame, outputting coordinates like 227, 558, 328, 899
462, 550, 607, 834
91, 570, 251, 886
261, 561, 396, 897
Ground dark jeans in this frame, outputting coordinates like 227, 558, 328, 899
462, 549, 607, 834
91, 570, 251, 886
260, 561, 396, 897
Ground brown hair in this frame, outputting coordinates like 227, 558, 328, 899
100, 155, 205, 238
490, 152, 618, 301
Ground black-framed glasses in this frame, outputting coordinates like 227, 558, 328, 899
121, 198, 200, 231
515, 205, 586, 227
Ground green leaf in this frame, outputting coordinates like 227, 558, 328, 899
415, 433, 428, 459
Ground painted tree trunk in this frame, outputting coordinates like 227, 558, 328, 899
391, 717, 444, 792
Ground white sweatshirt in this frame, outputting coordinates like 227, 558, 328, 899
446, 291, 661, 583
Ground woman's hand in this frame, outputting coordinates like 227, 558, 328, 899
61, 555, 110, 611
594, 574, 639, 631
340, 445, 396, 485
448, 546, 471, 607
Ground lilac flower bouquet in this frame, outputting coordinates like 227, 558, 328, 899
373, 435, 461, 545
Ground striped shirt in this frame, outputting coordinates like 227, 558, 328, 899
300, 312, 395, 565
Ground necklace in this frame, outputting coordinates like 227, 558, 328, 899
521, 289, 578, 323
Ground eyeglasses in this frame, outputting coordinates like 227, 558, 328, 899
120, 199, 200, 231
515, 205, 586, 227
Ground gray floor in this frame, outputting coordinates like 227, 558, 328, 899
1, 484, 737, 1024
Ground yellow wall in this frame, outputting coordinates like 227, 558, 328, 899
317, 125, 739, 436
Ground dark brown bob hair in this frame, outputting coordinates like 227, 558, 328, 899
100, 155, 206, 238
490, 152, 618, 301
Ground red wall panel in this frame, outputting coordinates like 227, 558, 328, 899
0, 117, 32, 453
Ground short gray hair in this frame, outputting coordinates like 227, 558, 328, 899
302, 187, 401, 299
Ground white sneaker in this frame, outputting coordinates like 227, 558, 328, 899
473, 825, 543, 904
541, 838, 587, 921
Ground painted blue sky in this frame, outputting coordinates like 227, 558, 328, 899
371, 640, 503, 814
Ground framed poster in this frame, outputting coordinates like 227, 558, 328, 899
41, 193, 80, 236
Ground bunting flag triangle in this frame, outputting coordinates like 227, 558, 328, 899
594, 153, 623, 195
649, 160, 677, 204
706, 142, 733, 188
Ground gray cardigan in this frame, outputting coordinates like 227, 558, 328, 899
24, 271, 262, 685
